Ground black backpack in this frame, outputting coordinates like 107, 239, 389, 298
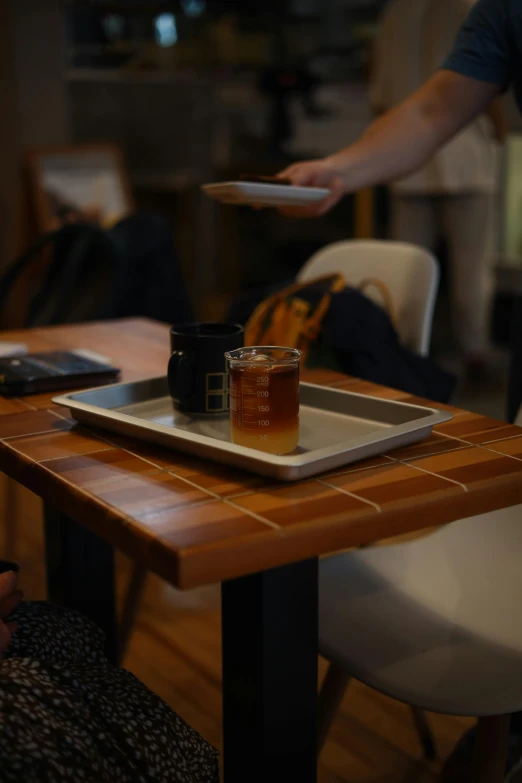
0, 214, 193, 327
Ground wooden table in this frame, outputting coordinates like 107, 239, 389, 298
2, 318, 522, 783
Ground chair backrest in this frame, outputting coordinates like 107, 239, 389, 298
297, 240, 439, 356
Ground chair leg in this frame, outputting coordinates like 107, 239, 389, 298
2, 476, 17, 560
317, 663, 351, 756
410, 706, 437, 760
118, 566, 147, 662
473, 715, 511, 783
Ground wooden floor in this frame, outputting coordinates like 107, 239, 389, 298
4, 478, 474, 782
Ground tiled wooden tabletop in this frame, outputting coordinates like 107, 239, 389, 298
1, 319, 522, 588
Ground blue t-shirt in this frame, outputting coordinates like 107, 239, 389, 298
444, 0, 522, 111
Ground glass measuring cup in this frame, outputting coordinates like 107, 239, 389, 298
225, 346, 302, 455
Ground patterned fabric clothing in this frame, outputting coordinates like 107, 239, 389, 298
0, 602, 219, 783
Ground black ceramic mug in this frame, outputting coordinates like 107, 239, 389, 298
168, 323, 244, 415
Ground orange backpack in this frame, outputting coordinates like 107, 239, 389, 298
244, 274, 396, 365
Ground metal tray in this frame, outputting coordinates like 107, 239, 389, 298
54, 377, 452, 481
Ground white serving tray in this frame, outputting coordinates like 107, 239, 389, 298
202, 181, 329, 207
54, 377, 452, 482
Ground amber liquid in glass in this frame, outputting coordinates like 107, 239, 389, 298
230, 362, 300, 454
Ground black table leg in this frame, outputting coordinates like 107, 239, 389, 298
44, 506, 118, 664
222, 558, 318, 783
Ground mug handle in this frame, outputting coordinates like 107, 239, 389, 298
168, 351, 193, 402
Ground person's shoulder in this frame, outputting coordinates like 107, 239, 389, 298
443, 0, 514, 87
453, 0, 513, 28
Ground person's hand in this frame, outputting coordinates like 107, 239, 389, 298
0, 571, 22, 655
276, 157, 346, 218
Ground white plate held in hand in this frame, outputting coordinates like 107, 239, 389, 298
202, 181, 330, 207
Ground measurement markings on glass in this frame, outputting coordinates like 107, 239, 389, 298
237, 372, 273, 436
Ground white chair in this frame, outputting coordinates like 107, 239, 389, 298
297, 240, 439, 357
318, 502, 522, 781
298, 239, 442, 757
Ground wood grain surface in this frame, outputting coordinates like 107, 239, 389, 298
1, 319, 522, 588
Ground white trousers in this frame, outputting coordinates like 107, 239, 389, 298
391, 194, 496, 357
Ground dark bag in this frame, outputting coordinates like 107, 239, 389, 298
0, 214, 193, 328
108, 214, 193, 324
323, 287, 455, 402
228, 278, 456, 403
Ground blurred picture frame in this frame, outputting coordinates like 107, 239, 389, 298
501, 133, 522, 266
26, 143, 134, 234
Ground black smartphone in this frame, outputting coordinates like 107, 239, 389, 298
0, 561, 19, 575
0, 351, 120, 397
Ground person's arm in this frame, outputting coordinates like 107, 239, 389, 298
279, 71, 500, 216
278, 0, 510, 216
332, 71, 499, 183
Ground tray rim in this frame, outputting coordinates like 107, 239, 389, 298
53, 377, 453, 469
